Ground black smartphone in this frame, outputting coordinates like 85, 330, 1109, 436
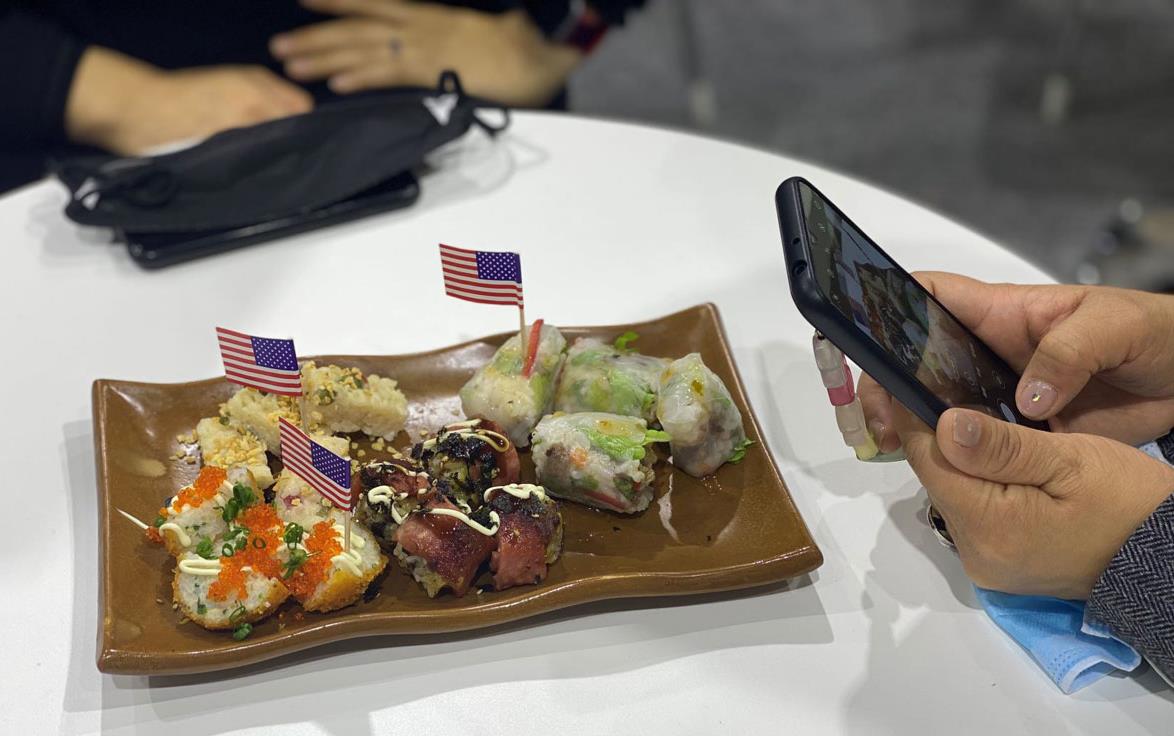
123, 171, 420, 269
775, 176, 1046, 431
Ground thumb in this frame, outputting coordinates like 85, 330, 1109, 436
1015, 295, 1139, 420
936, 408, 1072, 489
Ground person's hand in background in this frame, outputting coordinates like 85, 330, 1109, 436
896, 404, 1174, 599
270, 0, 582, 106
66, 47, 313, 155
861, 274, 1174, 453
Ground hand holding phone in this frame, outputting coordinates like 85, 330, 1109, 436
776, 176, 1047, 432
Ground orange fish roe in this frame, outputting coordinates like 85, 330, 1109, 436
171, 466, 229, 514
285, 520, 343, 601
145, 505, 168, 544
208, 505, 284, 601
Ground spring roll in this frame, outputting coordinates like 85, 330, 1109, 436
656, 353, 750, 477
531, 412, 665, 514
459, 323, 566, 448
554, 337, 669, 423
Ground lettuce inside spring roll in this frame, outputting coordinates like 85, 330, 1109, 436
554, 336, 669, 424
531, 412, 668, 514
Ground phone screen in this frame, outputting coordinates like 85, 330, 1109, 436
797, 181, 1028, 424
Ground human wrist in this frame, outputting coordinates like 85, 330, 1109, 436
64, 46, 164, 152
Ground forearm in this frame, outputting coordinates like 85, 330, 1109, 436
1086, 492, 1174, 684
64, 46, 162, 151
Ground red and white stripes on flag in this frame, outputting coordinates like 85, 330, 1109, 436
216, 327, 303, 396
278, 418, 354, 509
439, 243, 524, 307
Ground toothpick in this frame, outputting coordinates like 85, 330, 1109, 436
518, 305, 527, 356
117, 508, 149, 530
344, 512, 352, 554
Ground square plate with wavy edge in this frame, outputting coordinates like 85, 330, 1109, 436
93, 303, 822, 674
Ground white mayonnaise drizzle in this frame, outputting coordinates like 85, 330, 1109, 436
483, 483, 547, 502
178, 557, 221, 576
421, 420, 511, 452
426, 507, 500, 536
332, 523, 366, 550
367, 485, 396, 507
332, 549, 363, 577
158, 522, 191, 547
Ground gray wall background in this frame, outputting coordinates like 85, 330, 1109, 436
570, 0, 1174, 281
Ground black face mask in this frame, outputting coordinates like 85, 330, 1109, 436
53, 72, 508, 233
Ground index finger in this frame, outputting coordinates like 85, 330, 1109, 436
271, 18, 394, 58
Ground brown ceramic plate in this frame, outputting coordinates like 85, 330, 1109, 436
93, 303, 822, 675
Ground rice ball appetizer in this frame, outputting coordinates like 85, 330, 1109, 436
355, 458, 433, 550
172, 501, 289, 633
147, 465, 259, 557
221, 362, 408, 452
531, 412, 667, 514
656, 353, 751, 477
278, 512, 387, 613
410, 418, 520, 507
459, 320, 566, 448
221, 388, 300, 450
301, 361, 408, 441
195, 416, 274, 488
554, 335, 669, 424
483, 484, 563, 590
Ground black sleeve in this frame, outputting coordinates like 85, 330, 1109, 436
0, 6, 86, 146
1086, 491, 1174, 685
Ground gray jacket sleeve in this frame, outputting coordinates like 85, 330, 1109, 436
1086, 491, 1174, 685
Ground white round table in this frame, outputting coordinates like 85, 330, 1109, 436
3, 113, 1168, 735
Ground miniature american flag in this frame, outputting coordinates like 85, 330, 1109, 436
439, 243, 524, 307
278, 418, 353, 509
216, 327, 303, 396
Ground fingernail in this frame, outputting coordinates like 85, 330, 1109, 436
1018, 379, 1057, 417
329, 76, 353, 93
287, 60, 309, 77
868, 419, 886, 443
952, 411, 982, 448
271, 36, 290, 55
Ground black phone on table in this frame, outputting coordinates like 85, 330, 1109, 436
123, 171, 420, 269
775, 176, 1047, 431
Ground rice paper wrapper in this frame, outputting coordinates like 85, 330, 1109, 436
531, 412, 657, 514
656, 353, 747, 477
459, 323, 566, 447
554, 337, 669, 423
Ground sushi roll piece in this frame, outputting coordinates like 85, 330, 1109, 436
148, 465, 260, 557
280, 512, 388, 613
483, 484, 563, 590
301, 361, 408, 441
355, 458, 433, 551
554, 336, 669, 424
530, 412, 665, 514
410, 418, 520, 507
221, 388, 300, 451
392, 492, 498, 598
172, 497, 289, 631
656, 353, 751, 477
458, 321, 567, 448
194, 416, 275, 488
173, 554, 289, 631
270, 434, 352, 529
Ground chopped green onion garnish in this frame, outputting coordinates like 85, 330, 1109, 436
195, 536, 215, 560
221, 543, 235, 557
232, 623, 253, 640
229, 603, 247, 623
153, 516, 165, 528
